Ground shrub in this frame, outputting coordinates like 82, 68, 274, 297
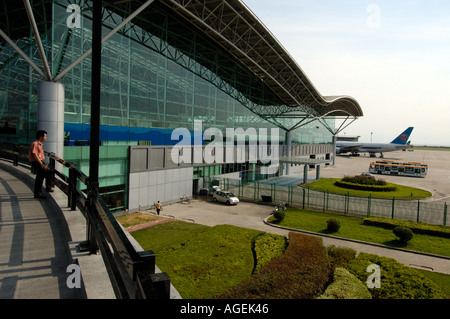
252, 233, 287, 273
327, 245, 357, 268
273, 211, 286, 223
217, 233, 333, 299
363, 217, 450, 239
334, 180, 397, 192
346, 253, 446, 299
342, 175, 387, 186
318, 267, 372, 299
327, 219, 341, 233
393, 226, 414, 243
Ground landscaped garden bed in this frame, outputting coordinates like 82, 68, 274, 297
116, 212, 449, 299
217, 232, 333, 299
269, 208, 450, 257
334, 175, 397, 192
303, 178, 432, 199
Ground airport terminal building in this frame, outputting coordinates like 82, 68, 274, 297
0, 0, 363, 211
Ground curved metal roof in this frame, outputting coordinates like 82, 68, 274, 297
1, 0, 363, 124
158, 0, 363, 119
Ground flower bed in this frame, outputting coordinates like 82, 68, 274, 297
217, 232, 332, 299
334, 180, 397, 192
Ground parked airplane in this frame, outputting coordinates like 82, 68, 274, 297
336, 127, 414, 158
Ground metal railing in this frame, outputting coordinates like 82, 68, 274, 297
0, 141, 170, 299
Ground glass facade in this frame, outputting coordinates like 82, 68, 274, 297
0, 0, 334, 210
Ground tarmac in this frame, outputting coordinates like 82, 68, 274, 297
0, 149, 449, 299
321, 149, 450, 204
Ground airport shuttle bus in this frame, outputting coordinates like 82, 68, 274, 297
369, 160, 427, 177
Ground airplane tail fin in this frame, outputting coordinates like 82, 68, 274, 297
391, 127, 414, 145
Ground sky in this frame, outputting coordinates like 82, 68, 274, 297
242, 0, 450, 146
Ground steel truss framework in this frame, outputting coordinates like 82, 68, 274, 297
100, 0, 363, 132
1, 0, 362, 135
158, 0, 363, 120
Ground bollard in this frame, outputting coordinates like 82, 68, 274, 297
134, 250, 156, 279
391, 197, 395, 219
68, 167, 77, 211
302, 188, 305, 209
417, 199, 421, 223
13, 145, 19, 166
444, 202, 448, 226
136, 271, 171, 299
323, 191, 326, 212
150, 272, 171, 299
49, 156, 56, 188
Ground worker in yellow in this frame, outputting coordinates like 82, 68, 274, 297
155, 201, 162, 215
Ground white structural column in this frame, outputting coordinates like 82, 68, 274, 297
37, 81, 65, 169
332, 134, 336, 166
285, 130, 292, 175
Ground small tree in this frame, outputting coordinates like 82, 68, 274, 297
273, 211, 286, 223
327, 219, 341, 233
393, 226, 414, 243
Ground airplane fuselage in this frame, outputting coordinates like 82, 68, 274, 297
335, 127, 414, 157
336, 142, 412, 156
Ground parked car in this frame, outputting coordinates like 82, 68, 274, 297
213, 191, 239, 205
358, 172, 375, 179
211, 185, 221, 193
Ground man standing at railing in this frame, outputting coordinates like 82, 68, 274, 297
28, 130, 53, 199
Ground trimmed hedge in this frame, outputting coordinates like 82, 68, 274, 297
363, 217, 450, 239
273, 211, 286, 223
318, 267, 372, 299
327, 245, 357, 268
393, 226, 414, 243
346, 253, 447, 299
252, 233, 287, 273
334, 180, 397, 192
342, 176, 387, 186
217, 232, 332, 299
327, 219, 341, 232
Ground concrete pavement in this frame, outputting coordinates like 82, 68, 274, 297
0, 160, 85, 298
0, 160, 114, 299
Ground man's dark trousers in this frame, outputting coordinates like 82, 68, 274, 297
31, 161, 52, 196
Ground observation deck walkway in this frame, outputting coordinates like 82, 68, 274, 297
0, 160, 114, 299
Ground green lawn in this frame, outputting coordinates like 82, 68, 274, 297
416, 269, 450, 297
131, 222, 264, 299
274, 208, 450, 257
304, 178, 432, 199
130, 219, 208, 252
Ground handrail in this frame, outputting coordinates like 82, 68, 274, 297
0, 141, 170, 299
